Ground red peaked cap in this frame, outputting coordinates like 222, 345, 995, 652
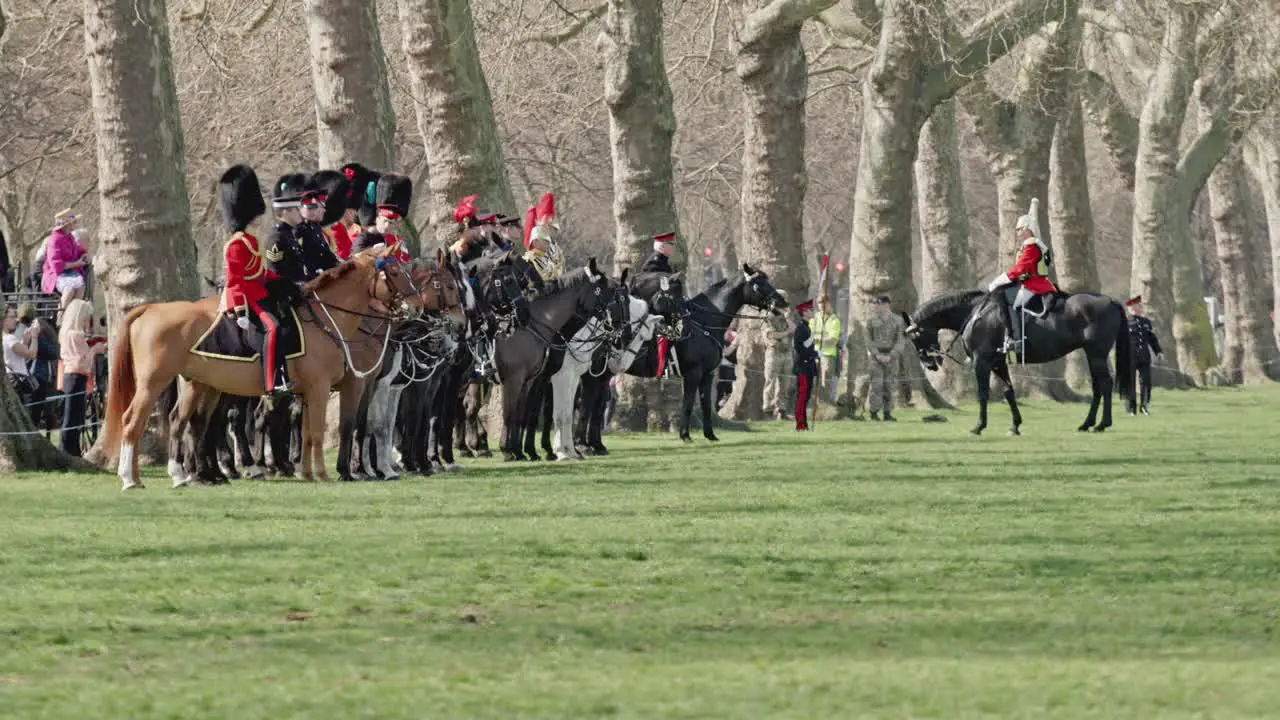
1125, 295, 1143, 307
535, 192, 556, 224
523, 206, 538, 249
454, 194, 479, 225
796, 299, 815, 313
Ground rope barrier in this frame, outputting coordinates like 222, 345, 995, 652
0, 419, 101, 438
21, 390, 88, 409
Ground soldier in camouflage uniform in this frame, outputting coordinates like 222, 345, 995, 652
863, 295, 905, 421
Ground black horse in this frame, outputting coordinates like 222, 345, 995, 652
905, 289, 1134, 435
494, 259, 612, 461
629, 264, 786, 442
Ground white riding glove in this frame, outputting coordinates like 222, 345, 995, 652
987, 274, 1012, 293
236, 315, 250, 330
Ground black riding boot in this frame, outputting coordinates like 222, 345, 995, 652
1000, 296, 1018, 353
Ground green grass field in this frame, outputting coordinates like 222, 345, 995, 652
3, 387, 1280, 718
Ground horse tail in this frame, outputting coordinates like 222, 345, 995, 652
1114, 303, 1135, 405
102, 306, 145, 459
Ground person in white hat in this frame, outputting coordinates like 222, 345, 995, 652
985, 198, 1056, 354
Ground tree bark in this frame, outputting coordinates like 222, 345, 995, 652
397, 0, 513, 249
597, 0, 682, 429
718, 0, 831, 421
1128, 4, 1215, 382
847, 0, 1065, 348
303, 0, 397, 171
914, 98, 972, 399
82, 0, 199, 330
1246, 118, 1280, 354
1049, 93, 1101, 388
0, 378, 97, 473
960, 4, 1079, 400
1203, 120, 1279, 382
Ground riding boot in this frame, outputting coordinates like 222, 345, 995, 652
1000, 299, 1018, 354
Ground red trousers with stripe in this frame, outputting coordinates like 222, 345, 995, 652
656, 337, 671, 377
795, 372, 813, 431
247, 300, 281, 390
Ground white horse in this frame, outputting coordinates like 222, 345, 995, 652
548, 295, 657, 460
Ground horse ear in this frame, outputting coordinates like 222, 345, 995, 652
587, 257, 600, 279
669, 271, 682, 283
742, 262, 754, 275
619, 267, 629, 285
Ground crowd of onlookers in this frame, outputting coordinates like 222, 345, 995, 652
2, 208, 106, 456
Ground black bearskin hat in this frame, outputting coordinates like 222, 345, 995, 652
339, 163, 374, 212
310, 170, 350, 226
218, 165, 266, 232
375, 173, 413, 219
273, 173, 309, 209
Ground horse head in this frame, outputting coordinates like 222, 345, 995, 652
372, 250, 422, 319
904, 314, 943, 371
469, 251, 530, 328
740, 263, 788, 315
604, 269, 635, 348
411, 249, 466, 330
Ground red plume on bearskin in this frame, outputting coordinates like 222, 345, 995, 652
310, 170, 350, 226
535, 192, 556, 225
376, 173, 413, 218
340, 163, 373, 211
218, 165, 266, 232
523, 206, 537, 249
454, 195, 479, 226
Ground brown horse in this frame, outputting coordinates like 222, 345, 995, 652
103, 249, 420, 489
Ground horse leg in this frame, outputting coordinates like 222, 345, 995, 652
540, 381, 557, 461
679, 370, 699, 443
337, 379, 363, 481
971, 359, 991, 436
589, 376, 609, 454
522, 379, 543, 461
301, 388, 328, 482
1088, 350, 1114, 433
168, 380, 204, 488
438, 371, 461, 470
501, 377, 525, 461
991, 360, 1023, 436
289, 399, 303, 466
455, 384, 473, 458
550, 371, 575, 460
699, 371, 719, 442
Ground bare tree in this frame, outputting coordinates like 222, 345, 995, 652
397, 0, 514, 248
302, 0, 396, 170
845, 0, 1067, 368
82, 0, 199, 326
1246, 117, 1280, 354
1049, 92, 1101, 388
915, 98, 973, 399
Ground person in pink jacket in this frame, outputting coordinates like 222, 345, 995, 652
41, 209, 90, 315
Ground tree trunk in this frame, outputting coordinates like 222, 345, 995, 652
1129, 4, 1215, 382
1049, 93, 1101, 388
1246, 119, 1280, 353
82, 0, 199, 327
1203, 132, 1279, 383
914, 98, 973, 399
597, 0, 682, 429
303, 0, 397, 171
0, 378, 96, 473
599, 0, 680, 274
397, 0, 513, 249
718, 0, 823, 421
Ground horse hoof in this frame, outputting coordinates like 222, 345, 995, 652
121, 481, 145, 491
545, 452, 557, 461
591, 445, 609, 456
245, 465, 266, 479
459, 448, 475, 459
172, 477, 193, 489
970, 427, 984, 436
1008, 428, 1021, 437
680, 434, 693, 444
444, 463, 462, 472
1077, 424, 1093, 432
478, 449, 494, 458
339, 474, 356, 482
502, 453, 522, 463
704, 433, 720, 443
1092, 425, 1109, 433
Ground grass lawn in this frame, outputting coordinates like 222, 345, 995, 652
3, 386, 1280, 718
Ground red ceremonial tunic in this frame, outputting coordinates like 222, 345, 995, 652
384, 234, 411, 264
327, 223, 353, 260
1005, 242, 1056, 295
223, 231, 278, 310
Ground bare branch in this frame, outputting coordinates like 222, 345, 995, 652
925, 0, 1069, 107
1079, 69, 1138, 189
740, 0, 840, 48
1079, 7, 1151, 86
521, 2, 607, 47
240, 0, 281, 38
814, 3, 875, 46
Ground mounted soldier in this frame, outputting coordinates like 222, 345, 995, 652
522, 192, 566, 283
310, 170, 354, 260
264, 174, 310, 286
449, 194, 498, 268
642, 232, 679, 377
356, 173, 413, 263
296, 181, 342, 276
986, 198, 1057, 355
218, 165, 290, 395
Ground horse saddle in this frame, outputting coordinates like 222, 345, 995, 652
191, 307, 306, 363
1002, 286, 1059, 317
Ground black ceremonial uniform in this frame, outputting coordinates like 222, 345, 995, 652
792, 314, 819, 431
1130, 314, 1163, 414
264, 221, 308, 285
639, 252, 673, 275
296, 221, 340, 275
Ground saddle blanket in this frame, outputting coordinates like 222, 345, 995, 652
191, 308, 306, 362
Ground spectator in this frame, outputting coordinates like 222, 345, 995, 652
4, 306, 41, 407
41, 209, 91, 316
59, 299, 106, 456
17, 304, 58, 431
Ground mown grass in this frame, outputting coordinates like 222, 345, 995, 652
2, 386, 1280, 718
